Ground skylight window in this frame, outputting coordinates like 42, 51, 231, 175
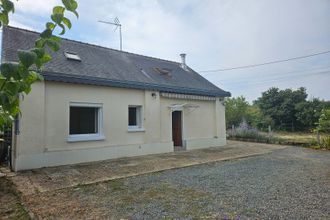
64, 51, 81, 61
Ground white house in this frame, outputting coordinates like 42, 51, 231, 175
2, 26, 230, 171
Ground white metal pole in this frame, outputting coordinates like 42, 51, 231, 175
98, 20, 123, 51
119, 25, 122, 51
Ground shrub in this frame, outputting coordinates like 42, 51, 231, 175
299, 134, 330, 150
320, 135, 330, 150
315, 108, 330, 133
227, 121, 281, 144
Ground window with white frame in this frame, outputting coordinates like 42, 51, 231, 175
128, 106, 143, 130
68, 103, 104, 142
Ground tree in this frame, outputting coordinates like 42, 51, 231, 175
225, 96, 249, 128
0, 0, 78, 127
255, 87, 307, 131
295, 98, 325, 131
245, 105, 274, 131
225, 96, 274, 130
254, 87, 282, 127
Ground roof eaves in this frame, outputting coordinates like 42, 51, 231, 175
42, 72, 231, 97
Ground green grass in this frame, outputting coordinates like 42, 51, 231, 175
230, 130, 330, 149
273, 132, 316, 144
272, 132, 330, 149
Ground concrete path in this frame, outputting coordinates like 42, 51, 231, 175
7, 141, 287, 195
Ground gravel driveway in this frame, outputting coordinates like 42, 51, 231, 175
23, 146, 330, 219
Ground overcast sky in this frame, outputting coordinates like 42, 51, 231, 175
6, 0, 330, 101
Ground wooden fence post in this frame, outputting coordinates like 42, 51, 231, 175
317, 131, 320, 145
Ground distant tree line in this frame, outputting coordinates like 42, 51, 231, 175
225, 87, 330, 132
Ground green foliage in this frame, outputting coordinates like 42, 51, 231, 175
225, 96, 249, 128
254, 87, 309, 131
295, 98, 325, 131
320, 135, 330, 150
226, 87, 328, 133
315, 108, 330, 133
0, 0, 78, 127
0, 0, 14, 27
308, 134, 330, 150
225, 96, 274, 130
245, 105, 274, 130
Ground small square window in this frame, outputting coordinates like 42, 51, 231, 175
70, 107, 98, 135
128, 106, 143, 131
68, 103, 104, 142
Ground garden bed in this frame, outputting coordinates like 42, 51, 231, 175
227, 122, 329, 149
228, 137, 306, 146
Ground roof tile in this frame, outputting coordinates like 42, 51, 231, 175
1, 26, 230, 97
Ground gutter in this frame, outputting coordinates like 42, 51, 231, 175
42, 72, 231, 97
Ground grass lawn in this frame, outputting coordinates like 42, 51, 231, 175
229, 130, 329, 149
271, 132, 329, 150
273, 132, 317, 144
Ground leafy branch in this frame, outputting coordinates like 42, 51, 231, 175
0, 0, 78, 126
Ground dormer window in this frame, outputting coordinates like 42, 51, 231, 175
64, 51, 81, 61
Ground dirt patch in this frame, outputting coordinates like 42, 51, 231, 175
0, 177, 30, 220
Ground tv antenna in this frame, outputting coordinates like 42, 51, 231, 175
98, 17, 122, 51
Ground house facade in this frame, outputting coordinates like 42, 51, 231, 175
2, 26, 230, 171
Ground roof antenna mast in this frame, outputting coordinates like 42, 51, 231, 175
98, 17, 123, 51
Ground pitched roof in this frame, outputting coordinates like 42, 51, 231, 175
1, 26, 230, 97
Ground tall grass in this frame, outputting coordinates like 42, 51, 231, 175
320, 135, 330, 150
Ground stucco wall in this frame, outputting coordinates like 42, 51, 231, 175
160, 98, 215, 139
44, 82, 146, 150
13, 81, 226, 171
160, 97, 226, 150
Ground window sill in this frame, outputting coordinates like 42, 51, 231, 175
127, 127, 145, 132
67, 134, 105, 142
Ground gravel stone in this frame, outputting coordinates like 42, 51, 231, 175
121, 147, 330, 219
24, 146, 330, 219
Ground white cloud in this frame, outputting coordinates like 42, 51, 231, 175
9, 19, 34, 30
6, 0, 330, 101
14, 0, 60, 15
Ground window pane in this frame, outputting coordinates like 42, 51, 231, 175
128, 107, 137, 126
70, 107, 98, 134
